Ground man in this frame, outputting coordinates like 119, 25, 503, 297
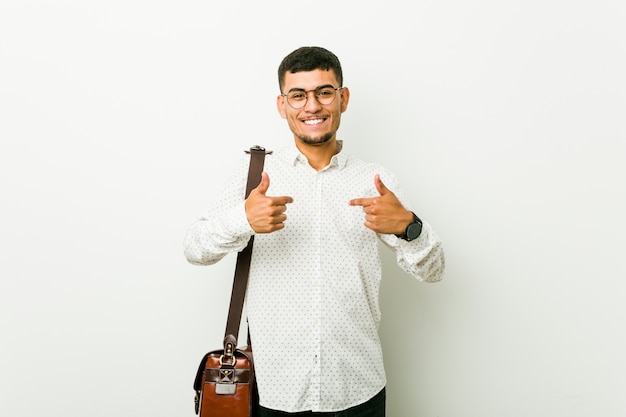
184, 46, 445, 416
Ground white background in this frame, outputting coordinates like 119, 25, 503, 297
1, 1, 625, 416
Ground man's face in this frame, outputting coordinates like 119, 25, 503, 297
277, 69, 349, 146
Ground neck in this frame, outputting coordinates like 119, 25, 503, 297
295, 138, 340, 171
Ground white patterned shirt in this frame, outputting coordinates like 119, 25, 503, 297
183, 141, 445, 412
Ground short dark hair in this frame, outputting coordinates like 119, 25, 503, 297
278, 46, 343, 91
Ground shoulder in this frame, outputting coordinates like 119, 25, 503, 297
344, 153, 399, 184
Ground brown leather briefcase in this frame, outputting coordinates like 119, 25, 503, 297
194, 338, 258, 417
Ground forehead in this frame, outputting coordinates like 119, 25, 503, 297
282, 69, 339, 91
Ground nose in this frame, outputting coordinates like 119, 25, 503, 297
303, 91, 323, 112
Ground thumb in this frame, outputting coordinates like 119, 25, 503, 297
374, 174, 389, 196
255, 172, 270, 195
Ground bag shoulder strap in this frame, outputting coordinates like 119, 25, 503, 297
222, 145, 270, 357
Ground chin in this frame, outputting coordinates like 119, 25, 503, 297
298, 133, 334, 146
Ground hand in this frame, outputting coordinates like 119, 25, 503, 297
349, 174, 414, 235
245, 172, 293, 234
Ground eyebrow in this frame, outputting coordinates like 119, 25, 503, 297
287, 84, 336, 93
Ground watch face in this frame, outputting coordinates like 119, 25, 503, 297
406, 222, 422, 240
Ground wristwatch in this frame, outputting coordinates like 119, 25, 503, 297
396, 212, 423, 241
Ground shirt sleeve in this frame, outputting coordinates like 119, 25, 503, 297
183, 155, 255, 266
379, 222, 446, 283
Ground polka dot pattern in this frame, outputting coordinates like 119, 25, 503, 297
183, 141, 445, 413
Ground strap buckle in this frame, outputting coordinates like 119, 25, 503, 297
245, 145, 272, 154
218, 354, 237, 367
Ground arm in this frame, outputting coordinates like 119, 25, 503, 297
183, 159, 293, 266
183, 157, 254, 265
379, 220, 446, 283
349, 173, 445, 282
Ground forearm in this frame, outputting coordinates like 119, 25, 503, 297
382, 222, 446, 282
183, 202, 254, 265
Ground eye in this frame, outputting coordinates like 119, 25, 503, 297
317, 88, 334, 97
289, 91, 306, 101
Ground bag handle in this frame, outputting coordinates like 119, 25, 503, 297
222, 145, 270, 362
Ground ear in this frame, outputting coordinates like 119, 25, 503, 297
339, 86, 350, 113
277, 94, 287, 119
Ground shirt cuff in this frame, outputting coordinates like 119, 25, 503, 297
225, 201, 255, 239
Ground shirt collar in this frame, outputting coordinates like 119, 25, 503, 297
284, 140, 348, 171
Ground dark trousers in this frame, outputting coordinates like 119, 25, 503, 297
258, 388, 385, 417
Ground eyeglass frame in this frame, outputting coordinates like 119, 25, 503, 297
280, 85, 344, 109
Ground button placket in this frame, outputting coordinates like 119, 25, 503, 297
309, 171, 323, 406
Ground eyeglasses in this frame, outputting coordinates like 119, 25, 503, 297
281, 86, 343, 109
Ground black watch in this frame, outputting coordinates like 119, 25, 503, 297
396, 212, 423, 242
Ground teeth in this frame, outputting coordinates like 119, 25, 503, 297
304, 119, 324, 125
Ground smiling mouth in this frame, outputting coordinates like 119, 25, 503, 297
303, 118, 325, 126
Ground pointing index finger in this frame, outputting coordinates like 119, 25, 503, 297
272, 196, 294, 205
349, 197, 374, 207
